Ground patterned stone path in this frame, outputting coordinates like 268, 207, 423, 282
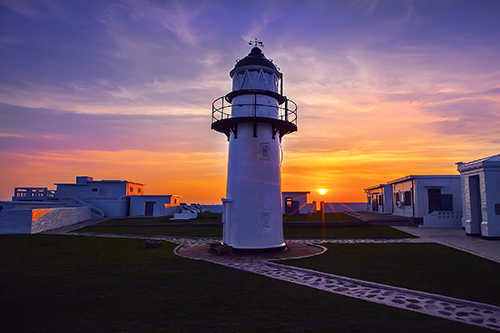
66, 232, 500, 331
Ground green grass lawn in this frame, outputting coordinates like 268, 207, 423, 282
97, 212, 361, 226
76, 224, 414, 239
284, 243, 500, 307
78, 225, 224, 237
284, 225, 415, 238
95, 212, 222, 226
77, 214, 414, 239
0, 235, 491, 333
283, 212, 360, 222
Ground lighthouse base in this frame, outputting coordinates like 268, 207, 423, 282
210, 242, 287, 255
231, 243, 287, 254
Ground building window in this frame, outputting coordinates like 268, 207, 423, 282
92, 188, 98, 192
378, 194, 383, 204
395, 192, 400, 206
285, 197, 293, 208
130, 187, 134, 193
428, 190, 453, 212
138, 188, 141, 193
404, 191, 412, 206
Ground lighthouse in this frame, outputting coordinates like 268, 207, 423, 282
211, 41, 297, 251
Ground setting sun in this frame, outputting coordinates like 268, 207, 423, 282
318, 188, 327, 195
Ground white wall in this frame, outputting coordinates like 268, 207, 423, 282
82, 197, 127, 217
482, 169, 500, 237
422, 211, 463, 228
282, 192, 315, 214
365, 185, 393, 214
391, 177, 461, 219
0, 206, 91, 234
0, 209, 32, 233
129, 195, 182, 217
201, 204, 223, 214
165, 205, 182, 216
392, 179, 414, 217
414, 178, 461, 217
459, 162, 500, 237
56, 178, 144, 199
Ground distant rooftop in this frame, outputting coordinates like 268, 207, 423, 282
54, 176, 144, 186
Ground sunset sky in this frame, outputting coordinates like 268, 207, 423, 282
1, 0, 500, 204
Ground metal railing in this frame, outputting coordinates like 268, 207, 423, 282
73, 197, 105, 218
212, 95, 297, 125
13, 188, 55, 199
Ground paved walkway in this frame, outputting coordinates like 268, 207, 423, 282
394, 226, 500, 263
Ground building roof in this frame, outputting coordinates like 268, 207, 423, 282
387, 175, 459, 185
364, 184, 391, 192
457, 154, 500, 172
128, 194, 181, 198
55, 180, 144, 186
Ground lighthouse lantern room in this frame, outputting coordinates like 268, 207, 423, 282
211, 41, 297, 251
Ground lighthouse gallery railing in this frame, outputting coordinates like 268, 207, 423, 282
211, 95, 297, 126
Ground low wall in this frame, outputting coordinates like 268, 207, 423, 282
201, 204, 223, 214
0, 206, 91, 234
165, 205, 182, 216
300, 202, 317, 214
422, 211, 463, 228
83, 197, 127, 217
322, 202, 367, 213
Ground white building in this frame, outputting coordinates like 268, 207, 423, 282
364, 184, 393, 214
1, 189, 91, 234
1, 175, 183, 234
54, 176, 144, 217
388, 175, 462, 227
9, 176, 181, 219
129, 195, 182, 217
282, 192, 316, 214
457, 154, 500, 238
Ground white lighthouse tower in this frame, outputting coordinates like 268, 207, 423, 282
211, 41, 297, 251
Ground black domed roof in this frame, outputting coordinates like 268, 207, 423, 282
233, 47, 277, 72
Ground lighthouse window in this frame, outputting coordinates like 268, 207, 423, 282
260, 142, 270, 160
261, 212, 271, 231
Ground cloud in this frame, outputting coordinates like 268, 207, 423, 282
1, 0, 500, 203
0, 103, 226, 153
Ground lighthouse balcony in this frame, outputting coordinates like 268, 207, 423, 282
211, 95, 297, 140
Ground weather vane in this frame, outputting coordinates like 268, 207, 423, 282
249, 38, 264, 48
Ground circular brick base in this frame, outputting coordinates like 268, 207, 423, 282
175, 241, 326, 263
